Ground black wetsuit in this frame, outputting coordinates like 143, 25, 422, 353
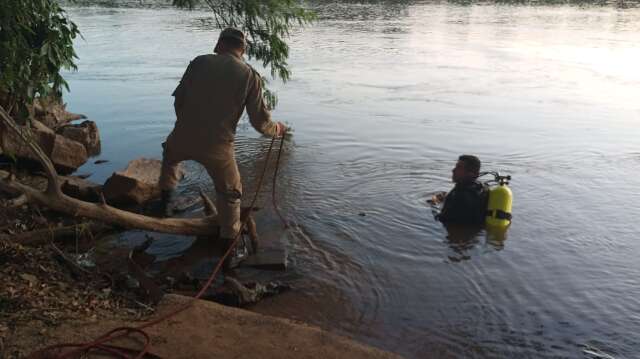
436, 181, 489, 226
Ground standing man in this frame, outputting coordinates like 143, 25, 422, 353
432, 155, 488, 226
159, 28, 287, 248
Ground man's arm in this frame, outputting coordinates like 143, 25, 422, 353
245, 69, 280, 137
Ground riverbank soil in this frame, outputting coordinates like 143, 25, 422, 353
0, 218, 147, 359
0, 179, 401, 358
18, 294, 401, 359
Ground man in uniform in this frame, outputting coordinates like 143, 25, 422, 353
158, 28, 287, 252
432, 155, 488, 226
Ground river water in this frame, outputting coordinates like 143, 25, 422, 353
63, 2, 640, 358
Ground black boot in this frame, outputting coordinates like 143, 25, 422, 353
159, 189, 175, 217
221, 235, 250, 273
221, 237, 236, 273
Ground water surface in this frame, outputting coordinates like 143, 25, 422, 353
64, 2, 640, 358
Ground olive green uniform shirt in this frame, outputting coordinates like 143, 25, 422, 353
167, 53, 277, 154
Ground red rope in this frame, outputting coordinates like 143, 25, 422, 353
29, 135, 284, 359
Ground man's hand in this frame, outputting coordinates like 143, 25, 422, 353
275, 121, 288, 137
428, 191, 447, 205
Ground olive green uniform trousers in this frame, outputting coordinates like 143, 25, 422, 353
160, 138, 242, 238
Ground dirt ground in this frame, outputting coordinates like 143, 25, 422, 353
0, 209, 147, 358
17, 294, 401, 359
0, 176, 401, 358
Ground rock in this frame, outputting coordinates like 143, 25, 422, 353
241, 248, 288, 271
31, 96, 85, 129
214, 277, 291, 307
59, 175, 102, 202
49, 133, 89, 173
63, 112, 86, 123
31, 96, 66, 129
57, 120, 101, 157
30, 119, 54, 135
0, 123, 88, 174
103, 158, 180, 205
172, 195, 202, 213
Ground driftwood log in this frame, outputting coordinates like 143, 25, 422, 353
10, 222, 115, 246
0, 105, 256, 240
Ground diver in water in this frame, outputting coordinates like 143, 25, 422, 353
431, 155, 489, 226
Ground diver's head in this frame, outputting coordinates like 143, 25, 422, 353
452, 154, 481, 184
214, 28, 246, 58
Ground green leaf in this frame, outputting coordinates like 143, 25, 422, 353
1, 0, 80, 116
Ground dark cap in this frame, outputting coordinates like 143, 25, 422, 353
218, 28, 246, 43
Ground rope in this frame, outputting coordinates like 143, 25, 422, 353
272, 136, 288, 228
29, 135, 286, 359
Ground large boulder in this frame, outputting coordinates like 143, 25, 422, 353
49, 134, 88, 173
0, 122, 88, 174
103, 158, 182, 205
57, 120, 101, 157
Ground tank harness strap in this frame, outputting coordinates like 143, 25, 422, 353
486, 209, 512, 221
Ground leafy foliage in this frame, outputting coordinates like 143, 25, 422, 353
0, 0, 80, 117
172, 0, 315, 108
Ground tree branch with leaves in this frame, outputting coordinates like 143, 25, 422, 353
172, 0, 315, 108
0, 0, 80, 120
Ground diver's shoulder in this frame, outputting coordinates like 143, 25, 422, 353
455, 181, 487, 194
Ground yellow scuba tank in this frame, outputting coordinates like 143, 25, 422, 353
485, 174, 512, 229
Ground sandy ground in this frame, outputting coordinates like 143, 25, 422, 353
19, 294, 402, 358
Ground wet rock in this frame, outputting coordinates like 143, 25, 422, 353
172, 195, 202, 213
214, 277, 291, 307
0, 123, 88, 174
59, 175, 102, 202
241, 248, 288, 271
103, 158, 181, 205
57, 120, 101, 157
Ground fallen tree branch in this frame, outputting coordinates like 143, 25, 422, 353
0, 104, 222, 236
12, 221, 115, 246
6, 193, 28, 207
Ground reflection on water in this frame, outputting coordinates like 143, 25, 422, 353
63, 2, 640, 358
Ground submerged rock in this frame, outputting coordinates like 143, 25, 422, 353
103, 158, 182, 205
212, 277, 291, 307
